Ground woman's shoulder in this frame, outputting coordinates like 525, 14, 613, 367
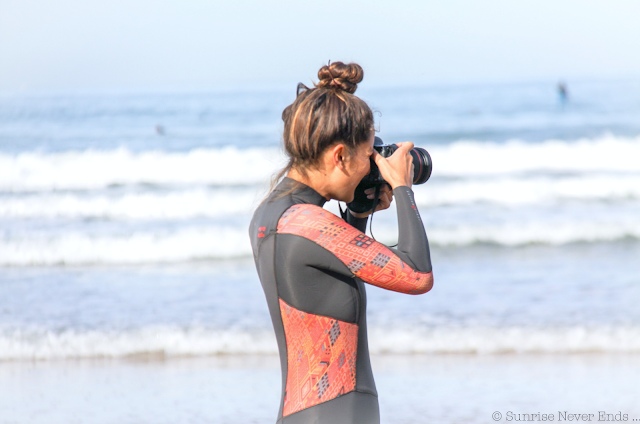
277, 203, 359, 248
278, 203, 341, 231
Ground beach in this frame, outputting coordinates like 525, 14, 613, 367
1, 79, 640, 423
2, 354, 639, 423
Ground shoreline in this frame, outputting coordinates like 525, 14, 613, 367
2, 354, 638, 424
1, 350, 640, 365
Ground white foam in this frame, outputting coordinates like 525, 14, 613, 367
2, 218, 639, 266
0, 146, 285, 191
0, 189, 261, 219
429, 134, 640, 176
0, 327, 278, 360
367, 326, 640, 354
2, 174, 640, 220
0, 227, 253, 266
1, 135, 639, 192
328, 205, 640, 247
2, 325, 639, 360
413, 174, 640, 207
425, 219, 640, 246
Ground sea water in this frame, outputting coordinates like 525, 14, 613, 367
1, 79, 639, 423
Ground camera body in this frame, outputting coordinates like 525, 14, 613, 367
347, 137, 432, 213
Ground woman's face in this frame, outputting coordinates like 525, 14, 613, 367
341, 133, 375, 202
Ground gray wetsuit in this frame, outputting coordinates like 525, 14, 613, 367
249, 177, 433, 424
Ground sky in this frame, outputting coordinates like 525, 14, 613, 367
1, 0, 640, 92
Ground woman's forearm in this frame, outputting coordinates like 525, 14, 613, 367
392, 186, 432, 273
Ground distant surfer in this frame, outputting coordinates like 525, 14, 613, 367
155, 124, 165, 135
557, 81, 568, 105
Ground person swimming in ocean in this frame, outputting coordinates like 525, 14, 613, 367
558, 81, 568, 105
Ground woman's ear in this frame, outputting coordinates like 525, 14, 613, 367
331, 144, 348, 172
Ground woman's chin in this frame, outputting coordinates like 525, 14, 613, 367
329, 187, 355, 203
344, 193, 355, 203
333, 195, 354, 204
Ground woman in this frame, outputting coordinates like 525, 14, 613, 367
249, 61, 433, 424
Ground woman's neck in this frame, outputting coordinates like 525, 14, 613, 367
287, 168, 333, 200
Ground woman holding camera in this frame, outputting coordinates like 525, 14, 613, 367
249, 61, 433, 424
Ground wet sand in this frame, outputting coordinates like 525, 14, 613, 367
1, 354, 639, 424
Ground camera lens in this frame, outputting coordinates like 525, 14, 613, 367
371, 139, 432, 185
410, 148, 432, 184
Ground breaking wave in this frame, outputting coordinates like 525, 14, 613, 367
2, 325, 639, 360
2, 174, 640, 219
0, 146, 284, 191
0, 227, 251, 266
1, 135, 639, 191
2, 219, 640, 266
0, 189, 261, 219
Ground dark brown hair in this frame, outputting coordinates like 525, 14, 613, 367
270, 61, 374, 191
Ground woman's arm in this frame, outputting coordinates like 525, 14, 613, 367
277, 203, 433, 295
389, 186, 432, 273
347, 184, 430, 273
369, 141, 432, 273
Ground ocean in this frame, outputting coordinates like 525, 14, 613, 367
1, 79, 639, 423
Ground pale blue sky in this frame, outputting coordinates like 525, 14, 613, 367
1, 0, 639, 91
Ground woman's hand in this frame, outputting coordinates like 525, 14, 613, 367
373, 141, 415, 189
348, 184, 394, 218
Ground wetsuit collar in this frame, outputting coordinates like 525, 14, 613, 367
278, 177, 327, 207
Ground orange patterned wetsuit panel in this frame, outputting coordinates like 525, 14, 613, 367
277, 204, 432, 294
279, 299, 358, 417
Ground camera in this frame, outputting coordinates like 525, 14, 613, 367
347, 137, 432, 213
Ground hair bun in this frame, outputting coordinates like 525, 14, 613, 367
317, 61, 364, 94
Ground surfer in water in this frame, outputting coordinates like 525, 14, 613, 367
249, 61, 434, 424
558, 81, 569, 105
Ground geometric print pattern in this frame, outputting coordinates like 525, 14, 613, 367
279, 299, 358, 417
277, 204, 433, 295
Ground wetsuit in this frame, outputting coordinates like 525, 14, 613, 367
249, 177, 433, 424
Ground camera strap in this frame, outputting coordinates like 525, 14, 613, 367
338, 202, 348, 221
370, 184, 381, 215
339, 185, 380, 223
341, 185, 398, 249
368, 184, 399, 248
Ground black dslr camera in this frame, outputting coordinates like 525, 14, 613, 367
347, 137, 432, 213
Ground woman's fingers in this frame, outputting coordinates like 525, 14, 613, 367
353, 184, 393, 217
396, 141, 414, 151
375, 192, 392, 211
379, 184, 393, 197
372, 143, 415, 189
365, 187, 374, 198
374, 184, 393, 211
365, 184, 393, 199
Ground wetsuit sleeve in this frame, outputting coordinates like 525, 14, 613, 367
277, 200, 433, 295
389, 186, 432, 273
